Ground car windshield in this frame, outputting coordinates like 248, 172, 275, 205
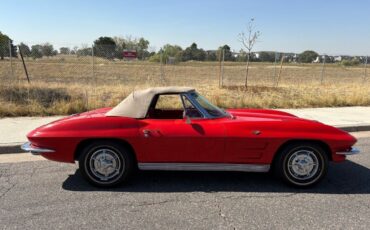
189, 92, 229, 118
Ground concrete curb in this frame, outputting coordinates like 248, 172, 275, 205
1, 125, 370, 155
338, 124, 370, 132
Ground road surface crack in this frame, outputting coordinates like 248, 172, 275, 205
213, 194, 237, 230
135, 198, 180, 207
0, 165, 16, 200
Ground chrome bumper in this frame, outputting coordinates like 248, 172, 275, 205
21, 142, 55, 155
336, 147, 360, 155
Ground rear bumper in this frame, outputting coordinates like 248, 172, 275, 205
21, 142, 55, 155
336, 147, 360, 155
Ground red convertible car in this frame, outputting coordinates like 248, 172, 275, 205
22, 87, 359, 187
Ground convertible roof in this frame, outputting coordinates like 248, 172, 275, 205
106, 86, 195, 118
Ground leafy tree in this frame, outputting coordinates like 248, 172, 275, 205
137, 37, 149, 59
94, 36, 116, 59
0, 31, 17, 59
163, 44, 182, 59
149, 44, 183, 63
218, 45, 234, 61
41, 43, 55, 57
341, 59, 360, 66
182, 43, 206, 61
112, 36, 150, 59
258, 51, 275, 62
113, 36, 127, 59
299, 50, 318, 63
59, 47, 71, 55
236, 49, 248, 62
205, 51, 217, 61
76, 46, 92, 56
31, 45, 43, 59
18, 42, 31, 57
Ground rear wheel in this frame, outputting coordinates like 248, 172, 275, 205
79, 141, 134, 187
274, 142, 328, 187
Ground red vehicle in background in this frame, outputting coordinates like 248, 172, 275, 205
22, 87, 359, 187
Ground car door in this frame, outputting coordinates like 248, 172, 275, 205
138, 94, 225, 163
223, 116, 270, 163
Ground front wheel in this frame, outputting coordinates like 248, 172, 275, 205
79, 141, 134, 187
274, 142, 328, 187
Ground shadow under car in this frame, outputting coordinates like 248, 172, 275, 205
62, 160, 370, 194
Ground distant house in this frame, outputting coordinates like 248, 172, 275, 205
334, 56, 342, 62
283, 53, 297, 62
313, 56, 320, 63
252, 52, 260, 60
291, 54, 299, 63
232, 52, 239, 59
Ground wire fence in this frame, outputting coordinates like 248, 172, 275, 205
1, 43, 368, 87
0, 41, 369, 115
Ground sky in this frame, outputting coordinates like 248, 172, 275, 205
1, 0, 369, 55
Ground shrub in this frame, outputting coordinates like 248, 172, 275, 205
341, 59, 360, 66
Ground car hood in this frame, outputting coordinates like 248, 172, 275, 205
226, 108, 355, 138
227, 108, 298, 120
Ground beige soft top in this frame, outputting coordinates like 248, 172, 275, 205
106, 86, 195, 118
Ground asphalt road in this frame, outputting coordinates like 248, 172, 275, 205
1, 132, 370, 229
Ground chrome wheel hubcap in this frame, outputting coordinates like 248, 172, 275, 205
89, 148, 122, 181
287, 150, 319, 180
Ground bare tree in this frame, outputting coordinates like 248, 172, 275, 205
238, 18, 261, 88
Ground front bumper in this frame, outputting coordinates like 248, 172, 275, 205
21, 142, 55, 155
336, 147, 360, 155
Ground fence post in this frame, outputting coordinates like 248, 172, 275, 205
160, 51, 164, 84
92, 45, 95, 85
273, 52, 278, 86
276, 54, 284, 87
320, 55, 326, 84
9, 40, 14, 81
91, 45, 95, 109
218, 51, 222, 88
18, 45, 30, 84
221, 49, 225, 87
364, 56, 368, 83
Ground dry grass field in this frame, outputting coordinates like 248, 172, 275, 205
0, 56, 369, 117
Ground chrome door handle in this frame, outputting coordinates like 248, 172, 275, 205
143, 129, 151, 137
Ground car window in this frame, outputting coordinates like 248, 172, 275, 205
155, 94, 183, 110
147, 94, 185, 119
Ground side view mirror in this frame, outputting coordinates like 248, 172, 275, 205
185, 115, 191, 124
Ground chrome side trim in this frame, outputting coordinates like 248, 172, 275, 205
138, 163, 270, 172
336, 147, 360, 155
21, 142, 55, 155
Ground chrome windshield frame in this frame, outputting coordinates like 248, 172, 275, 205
182, 90, 228, 119
181, 92, 208, 118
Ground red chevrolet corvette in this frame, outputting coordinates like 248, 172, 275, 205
22, 87, 359, 187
